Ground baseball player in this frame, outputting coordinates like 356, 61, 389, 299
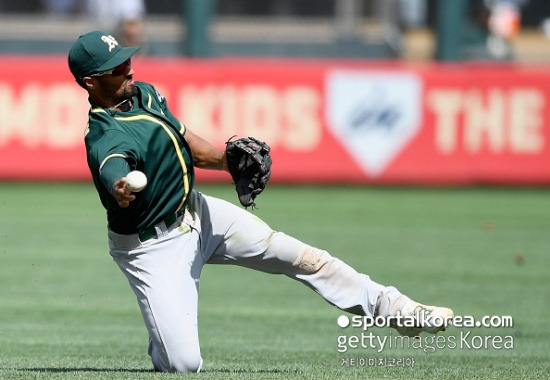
68, 30, 453, 373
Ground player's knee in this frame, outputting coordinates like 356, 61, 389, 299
263, 232, 333, 274
154, 352, 203, 373
298, 247, 331, 273
169, 355, 203, 373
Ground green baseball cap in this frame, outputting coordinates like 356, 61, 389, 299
68, 30, 140, 79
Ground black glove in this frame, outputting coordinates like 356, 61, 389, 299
225, 137, 272, 207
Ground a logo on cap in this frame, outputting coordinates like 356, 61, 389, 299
101, 35, 119, 52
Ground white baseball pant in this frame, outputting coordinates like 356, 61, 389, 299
108, 190, 402, 373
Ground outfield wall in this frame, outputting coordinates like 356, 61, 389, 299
1, 57, 549, 184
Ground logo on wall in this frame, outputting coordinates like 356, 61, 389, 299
326, 71, 423, 177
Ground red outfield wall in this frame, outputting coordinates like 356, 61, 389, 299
1, 57, 549, 184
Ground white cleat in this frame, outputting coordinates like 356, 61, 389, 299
392, 302, 454, 337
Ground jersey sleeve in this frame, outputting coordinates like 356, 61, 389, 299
99, 157, 131, 195
162, 97, 187, 136
145, 83, 187, 136
87, 129, 138, 192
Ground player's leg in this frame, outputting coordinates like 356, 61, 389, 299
108, 226, 204, 373
196, 191, 452, 334
193, 191, 389, 315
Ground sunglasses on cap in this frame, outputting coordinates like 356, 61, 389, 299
90, 59, 131, 77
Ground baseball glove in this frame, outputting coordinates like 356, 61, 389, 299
225, 136, 272, 208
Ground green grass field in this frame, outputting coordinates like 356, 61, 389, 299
0, 183, 548, 379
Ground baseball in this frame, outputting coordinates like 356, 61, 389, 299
125, 170, 148, 192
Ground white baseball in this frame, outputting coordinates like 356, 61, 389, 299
125, 170, 148, 192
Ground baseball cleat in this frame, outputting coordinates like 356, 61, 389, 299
392, 302, 454, 337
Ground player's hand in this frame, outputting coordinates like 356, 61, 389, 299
113, 177, 136, 208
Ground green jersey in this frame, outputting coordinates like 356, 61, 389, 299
85, 82, 194, 234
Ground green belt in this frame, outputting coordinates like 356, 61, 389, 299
138, 210, 183, 242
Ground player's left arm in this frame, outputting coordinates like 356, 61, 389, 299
185, 127, 229, 172
152, 84, 228, 172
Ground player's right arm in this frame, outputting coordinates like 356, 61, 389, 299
88, 128, 138, 208
101, 158, 136, 208
111, 178, 135, 208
